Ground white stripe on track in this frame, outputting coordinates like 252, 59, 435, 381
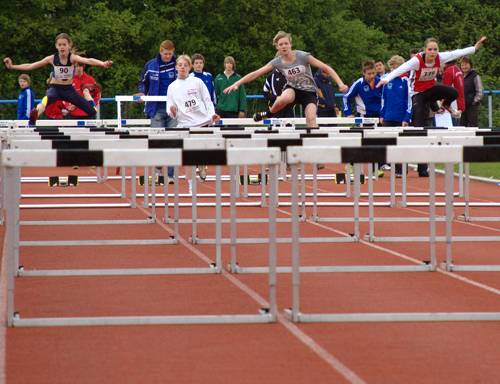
105, 181, 367, 384
307, 175, 500, 295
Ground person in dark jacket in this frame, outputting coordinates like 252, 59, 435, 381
314, 69, 337, 117
137, 40, 177, 128
263, 68, 294, 118
460, 56, 483, 127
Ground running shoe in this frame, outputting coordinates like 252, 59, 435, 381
253, 111, 268, 122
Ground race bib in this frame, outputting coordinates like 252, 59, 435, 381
419, 67, 438, 82
53, 65, 74, 80
286, 65, 306, 80
184, 98, 200, 113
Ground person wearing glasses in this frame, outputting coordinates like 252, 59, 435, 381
377, 36, 486, 176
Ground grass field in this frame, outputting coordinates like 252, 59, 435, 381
436, 163, 500, 181
468, 162, 500, 180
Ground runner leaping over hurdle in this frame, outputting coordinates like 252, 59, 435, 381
3, 32, 112, 125
223, 31, 348, 128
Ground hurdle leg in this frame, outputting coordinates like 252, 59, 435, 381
235, 166, 241, 198
463, 163, 471, 221
102, 166, 108, 182
267, 163, 278, 319
428, 164, 437, 271
260, 164, 267, 208
300, 165, 306, 219
96, 166, 102, 183
353, 163, 361, 239
367, 164, 375, 241
444, 163, 455, 271
143, 167, 149, 208
173, 166, 180, 241
390, 162, 396, 208
401, 163, 408, 207
290, 163, 301, 322
214, 165, 222, 272
120, 167, 126, 198
229, 166, 238, 272
311, 163, 318, 221
458, 162, 464, 198
130, 167, 137, 208
279, 152, 287, 180
150, 167, 157, 222
243, 165, 248, 197
191, 166, 198, 243
5, 167, 21, 326
345, 163, 351, 198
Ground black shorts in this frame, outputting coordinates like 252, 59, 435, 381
283, 85, 318, 110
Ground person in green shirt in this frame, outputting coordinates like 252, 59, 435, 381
214, 56, 246, 118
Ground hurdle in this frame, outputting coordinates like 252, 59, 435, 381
2, 146, 280, 326
285, 144, 500, 323
366, 137, 500, 243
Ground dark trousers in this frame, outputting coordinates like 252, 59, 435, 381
460, 103, 480, 127
46, 84, 96, 118
412, 85, 458, 174
216, 110, 239, 118
412, 85, 458, 127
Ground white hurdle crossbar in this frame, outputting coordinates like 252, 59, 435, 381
2, 147, 281, 326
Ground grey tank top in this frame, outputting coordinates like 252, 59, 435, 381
268, 50, 316, 92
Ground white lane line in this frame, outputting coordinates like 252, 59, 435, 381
103, 177, 367, 384
302, 203, 500, 297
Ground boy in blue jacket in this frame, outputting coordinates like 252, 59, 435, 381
342, 61, 381, 118
17, 74, 35, 120
380, 55, 412, 176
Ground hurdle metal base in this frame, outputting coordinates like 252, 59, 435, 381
12, 313, 275, 327
367, 236, 500, 242
283, 309, 500, 323
20, 219, 156, 226
458, 215, 500, 222
20, 239, 178, 246
441, 263, 500, 272
315, 216, 447, 223
231, 264, 432, 274
18, 266, 218, 277
194, 236, 358, 245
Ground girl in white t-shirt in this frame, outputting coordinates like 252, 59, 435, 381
167, 55, 220, 192
167, 55, 219, 127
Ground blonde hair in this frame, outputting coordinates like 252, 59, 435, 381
273, 31, 292, 47
176, 54, 192, 67
55, 33, 73, 46
159, 40, 175, 51
18, 74, 31, 84
224, 56, 236, 70
387, 55, 405, 68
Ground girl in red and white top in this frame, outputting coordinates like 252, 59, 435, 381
378, 36, 486, 128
